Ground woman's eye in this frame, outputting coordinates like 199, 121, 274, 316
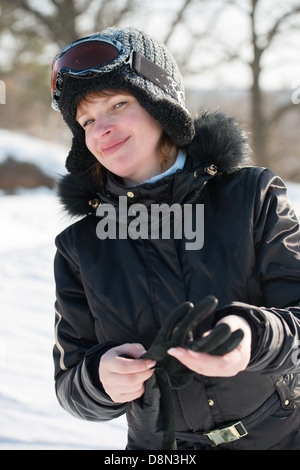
114, 101, 127, 110
82, 119, 94, 128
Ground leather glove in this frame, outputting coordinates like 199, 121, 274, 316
142, 295, 244, 388
126, 369, 177, 450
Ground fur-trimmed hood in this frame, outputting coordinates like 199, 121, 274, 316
56, 110, 253, 218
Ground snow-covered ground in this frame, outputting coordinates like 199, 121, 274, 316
0, 130, 127, 450
0, 130, 300, 450
0, 128, 67, 177
0, 187, 129, 450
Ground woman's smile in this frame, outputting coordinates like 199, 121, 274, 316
100, 136, 130, 157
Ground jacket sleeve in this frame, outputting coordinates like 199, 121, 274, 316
53, 225, 126, 421
215, 169, 300, 374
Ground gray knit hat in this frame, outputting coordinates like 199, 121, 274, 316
53, 26, 195, 174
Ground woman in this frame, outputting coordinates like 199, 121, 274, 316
52, 26, 300, 449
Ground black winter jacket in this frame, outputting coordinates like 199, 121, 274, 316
53, 111, 300, 450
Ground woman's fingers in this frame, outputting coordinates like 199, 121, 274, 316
99, 343, 156, 403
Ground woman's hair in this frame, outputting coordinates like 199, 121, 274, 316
76, 89, 177, 185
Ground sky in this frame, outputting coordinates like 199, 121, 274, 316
0, 0, 299, 92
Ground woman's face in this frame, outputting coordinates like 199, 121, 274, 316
76, 92, 164, 186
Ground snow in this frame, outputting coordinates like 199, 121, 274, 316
0, 128, 67, 178
0, 130, 300, 450
0, 131, 127, 450
0, 188, 128, 450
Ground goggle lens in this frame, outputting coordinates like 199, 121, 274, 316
51, 40, 120, 94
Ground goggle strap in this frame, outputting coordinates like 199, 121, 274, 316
129, 51, 180, 101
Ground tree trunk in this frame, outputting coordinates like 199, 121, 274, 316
249, 0, 267, 167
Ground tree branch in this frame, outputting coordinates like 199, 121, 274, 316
264, 6, 300, 50
163, 0, 193, 46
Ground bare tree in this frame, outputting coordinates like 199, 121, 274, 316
1, 0, 139, 48
248, 0, 300, 166
170, 0, 300, 167
1, 0, 300, 174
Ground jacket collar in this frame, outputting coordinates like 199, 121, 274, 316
101, 162, 213, 209
56, 110, 252, 218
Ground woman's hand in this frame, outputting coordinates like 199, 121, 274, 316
168, 315, 252, 377
99, 343, 156, 403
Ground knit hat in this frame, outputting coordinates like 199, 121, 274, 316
53, 26, 195, 174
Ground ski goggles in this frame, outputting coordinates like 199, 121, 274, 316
51, 34, 180, 111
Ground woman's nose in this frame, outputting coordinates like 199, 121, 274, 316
94, 118, 114, 138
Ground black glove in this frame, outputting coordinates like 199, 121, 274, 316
126, 296, 244, 450
126, 369, 177, 450
142, 296, 244, 388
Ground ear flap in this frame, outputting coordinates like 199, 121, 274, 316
65, 124, 98, 174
